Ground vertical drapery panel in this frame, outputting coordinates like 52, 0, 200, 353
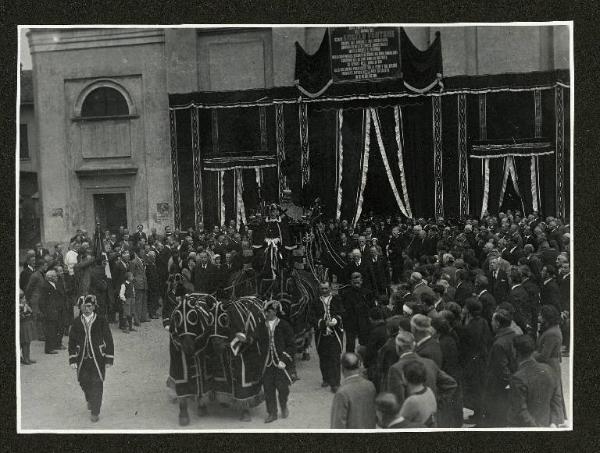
201, 170, 218, 228
541, 90, 557, 216
275, 104, 287, 201
514, 157, 534, 214
169, 109, 181, 229
457, 93, 469, 218
191, 107, 203, 226
441, 94, 459, 219
363, 106, 409, 218
555, 86, 566, 220
432, 96, 444, 220
401, 99, 435, 219
299, 102, 310, 188
175, 108, 194, 230
393, 106, 413, 218
467, 94, 482, 218
283, 103, 301, 199
307, 106, 337, 218
353, 109, 371, 227
339, 108, 366, 223
335, 108, 344, 220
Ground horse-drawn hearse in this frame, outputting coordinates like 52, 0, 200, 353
166, 201, 346, 425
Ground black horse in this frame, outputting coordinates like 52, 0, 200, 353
168, 293, 215, 426
168, 293, 266, 425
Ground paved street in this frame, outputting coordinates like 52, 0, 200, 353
19, 319, 333, 430
19, 319, 571, 431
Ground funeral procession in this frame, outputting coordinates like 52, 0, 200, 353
18, 24, 571, 431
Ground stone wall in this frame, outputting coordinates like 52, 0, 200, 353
29, 29, 173, 244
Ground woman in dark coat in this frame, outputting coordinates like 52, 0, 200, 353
457, 297, 493, 425
534, 305, 566, 421
433, 314, 464, 427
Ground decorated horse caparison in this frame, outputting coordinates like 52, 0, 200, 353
168, 293, 266, 425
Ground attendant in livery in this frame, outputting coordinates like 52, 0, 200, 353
252, 204, 296, 290
256, 300, 296, 423
68, 295, 114, 422
314, 281, 344, 393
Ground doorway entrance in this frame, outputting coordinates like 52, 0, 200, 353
93, 193, 128, 234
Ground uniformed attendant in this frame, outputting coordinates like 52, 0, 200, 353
256, 300, 295, 423
314, 281, 344, 393
68, 295, 114, 422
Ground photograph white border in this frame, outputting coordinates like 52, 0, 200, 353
15, 21, 574, 433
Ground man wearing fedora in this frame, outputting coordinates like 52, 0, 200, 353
256, 300, 296, 423
68, 295, 114, 422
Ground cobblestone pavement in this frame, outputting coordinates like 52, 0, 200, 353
19, 319, 571, 431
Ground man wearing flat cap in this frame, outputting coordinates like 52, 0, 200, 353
256, 300, 296, 423
68, 294, 114, 422
411, 314, 443, 368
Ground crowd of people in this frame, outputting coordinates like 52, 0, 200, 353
18, 207, 571, 428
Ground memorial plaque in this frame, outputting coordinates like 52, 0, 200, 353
330, 27, 401, 81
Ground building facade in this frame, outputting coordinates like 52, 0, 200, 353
26, 26, 570, 245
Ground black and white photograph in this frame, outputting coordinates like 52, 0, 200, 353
16, 23, 573, 432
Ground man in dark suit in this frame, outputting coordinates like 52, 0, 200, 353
454, 269, 474, 306
132, 224, 147, 247
488, 257, 510, 304
34, 242, 50, 260
193, 251, 217, 294
39, 269, 64, 354
508, 268, 535, 335
20, 255, 36, 291
539, 241, 559, 267
387, 331, 457, 407
505, 238, 524, 265
314, 281, 345, 393
213, 233, 228, 259
386, 227, 404, 284
507, 335, 564, 427
522, 244, 543, 284
336, 232, 353, 260
366, 246, 389, 297
540, 265, 562, 314
482, 309, 517, 427
341, 272, 374, 353
558, 262, 570, 313
475, 274, 497, 328
343, 249, 371, 286
408, 229, 426, 261
520, 265, 541, 331
330, 352, 377, 429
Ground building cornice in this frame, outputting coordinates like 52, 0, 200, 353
27, 28, 164, 54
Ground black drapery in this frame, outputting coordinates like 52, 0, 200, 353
307, 106, 337, 218
339, 108, 366, 223
170, 72, 569, 227
400, 29, 443, 92
441, 95, 460, 219
401, 99, 435, 219
294, 29, 332, 97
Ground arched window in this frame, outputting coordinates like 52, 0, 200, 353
81, 87, 130, 117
